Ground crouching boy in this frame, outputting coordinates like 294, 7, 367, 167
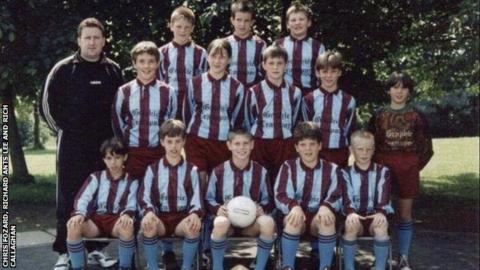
138, 119, 203, 270
66, 138, 138, 270
341, 130, 394, 270
205, 128, 275, 270
274, 122, 342, 270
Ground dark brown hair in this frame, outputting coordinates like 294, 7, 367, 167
100, 137, 128, 157
77, 17, 105, 38
293, 121, 322, 144
160, 119, 186, 139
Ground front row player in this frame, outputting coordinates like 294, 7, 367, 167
138, 119, 203, 270
275, 121, 342, 270
67, 138, 138, 270
341, 130, 394, 270
205, 128, 275, 270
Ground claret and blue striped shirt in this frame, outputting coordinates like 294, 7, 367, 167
205, 160, 273, 215
226, 34, 266, 88
112, 79, 177, 148
302, 87, 356, 149
183, 72, 246, 141
73, 170, 138, 218
138, 158, 203, 217
341, 163, 394, 216
274, 158, 342, 215
246, 79, 302, 139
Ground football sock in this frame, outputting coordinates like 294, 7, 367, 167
255, 237, 274, 270
211, 236, 227, 270
118, 237, 135, 268
318, 233, 337, 269
374, 237, 390, 270
182, 236, 200, 270
398, 220, 413, 256
67, 239, 85, 269
281, 232, 300, 269
310, 236, 319, 254
143, 236, 159, 270
342, 238, 357, 270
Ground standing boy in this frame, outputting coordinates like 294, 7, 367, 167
226, 0, 266, 88
275, 122, 342, 270
158, 6, 207, 120
205, 128, 275, 270
138, 119, 203, 270
302, 51, 356, 167
183, 38, 246, 186
367, 71, 433, 270
66, 138, 138, 270
246, 45, 302, 184
112, 41, 177, 179
41, 17, 123, 269
275, 3, 325, 95
341, 130, 394, 270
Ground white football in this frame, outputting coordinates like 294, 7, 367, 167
227, 196, 257, 228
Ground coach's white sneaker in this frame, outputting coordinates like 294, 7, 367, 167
398, 255, 412, 270
87, 250, 117, 268
53, 253, 70, 270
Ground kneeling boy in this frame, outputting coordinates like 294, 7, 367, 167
67, 138, 138, 270
341, 130, 394, 270
138, 119, 203, 270
275, 121, 342, 270
205, 128, 275, 270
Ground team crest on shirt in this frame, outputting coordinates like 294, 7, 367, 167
90, 80, 102, 85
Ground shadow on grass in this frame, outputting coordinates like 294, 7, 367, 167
421, 173, 479, 201
11, 174, 56, 204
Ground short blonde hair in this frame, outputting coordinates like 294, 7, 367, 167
286, 3, 312, 21
316, 51, 342, 71
350, 130, 375, 146
130, 41, 159, 63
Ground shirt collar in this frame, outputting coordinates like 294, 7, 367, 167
162, 157, 185, 169
233, 34, 253, 42
136, 78, 157, 88
73, 51, 108, 64
172, 40, 192, 48
319, 86, 340, 96
106, 169, 126, 182
289, 35, 309, 42
353, 162, 374, 174
229, 159, 251, 173
265, 78, 286, 91
207, 72, 228, 82
299, 157, 322, 171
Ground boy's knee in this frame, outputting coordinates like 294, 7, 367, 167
118, 225, 135, 239
213, 216, 231, 234
344, 223, 359, 237
283, 222, 302, 235
372, 224, 388, 238
257, 215, 275, 236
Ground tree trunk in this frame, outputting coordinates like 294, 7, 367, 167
2, 89, 34, 184
32, 101, 44, 150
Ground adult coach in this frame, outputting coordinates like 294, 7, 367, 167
40, 18, 123, 270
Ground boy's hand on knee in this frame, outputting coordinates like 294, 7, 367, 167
287, 206, 305, 227
67, 214, 85, 229
186, 213, 201, 233
142, 211, 159, 232
217, 205, 228, 217
367, 213, 387, 227
346, 213, 364, 227
256, 204, 265, 217
316, 206, 335, 226
118, 214, 134, 229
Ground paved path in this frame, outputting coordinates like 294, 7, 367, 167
13, 228, 479, 270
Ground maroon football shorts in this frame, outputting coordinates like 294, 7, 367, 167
125, 147, 164, 180
320, 148, 350, 168
184, 135, 230, 173
90, 214, 120, 237
157, 212, 190, 237
251, 137, 296, 183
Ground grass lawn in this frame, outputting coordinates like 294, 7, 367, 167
10, 137, 480, 232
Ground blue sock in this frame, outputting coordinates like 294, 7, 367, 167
182, 237, 200, 270
281, 232, 300, 269
118, 237, 135, 268
162, 240, 174, 252
143, 236, 159, 270
318, 233, 336, 269
67, 239, 85, 269
255, 237, 274, 270
374, 237, 390, 270
211, 236, 227, 270
397, 220, 413, 256
342, 238, 357, 270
